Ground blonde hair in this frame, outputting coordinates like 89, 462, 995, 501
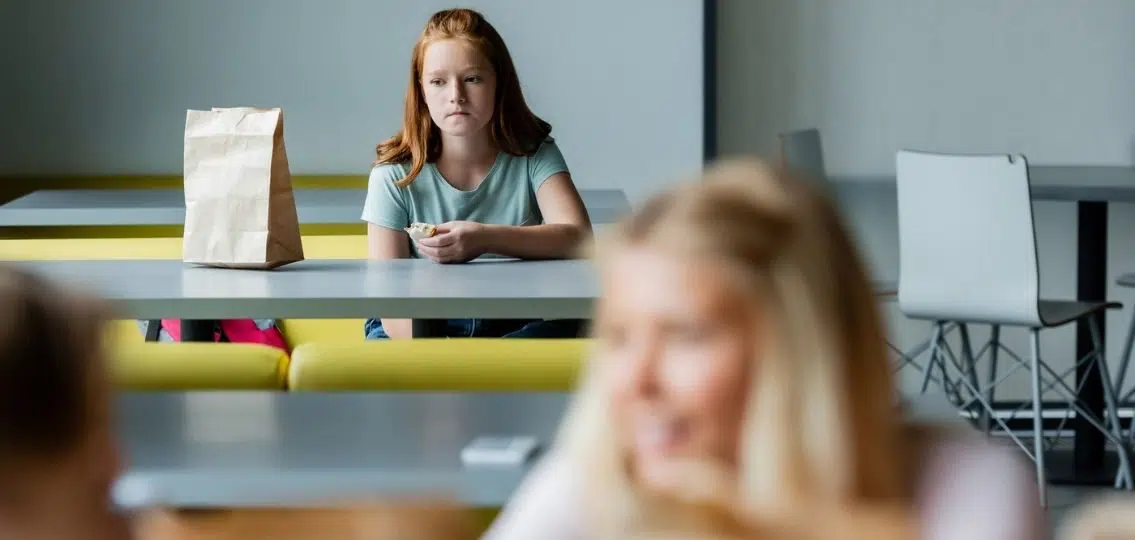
557, 157, 906, 536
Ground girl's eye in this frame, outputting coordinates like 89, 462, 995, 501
596, 322, 627, 349
664, 322, 709, 344
465, 75, 483, 84
429, 79, 444, 86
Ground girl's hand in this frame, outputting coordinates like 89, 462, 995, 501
416, 221, 488, 263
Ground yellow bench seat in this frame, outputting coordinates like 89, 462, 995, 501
288, 339, 588, 391
112, 342, 289, 390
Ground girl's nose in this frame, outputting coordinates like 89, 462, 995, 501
626, 341, 662, 397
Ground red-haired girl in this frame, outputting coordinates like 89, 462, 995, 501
362, 8, 591, 340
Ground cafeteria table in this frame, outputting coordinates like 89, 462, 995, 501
113, 391, 569, 508
112, 389, 964, 508
16, 256, 897, 327
17, 258, 601, 321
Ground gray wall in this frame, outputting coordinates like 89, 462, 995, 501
719, 0, 1135, 399
0, 0, 705, 204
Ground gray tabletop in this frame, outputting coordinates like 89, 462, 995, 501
16, 258, 599, 319
113, 391, 569, 508
0, 188, 631, 227
830, 165, 1135, 202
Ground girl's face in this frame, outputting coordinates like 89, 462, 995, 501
594, 246, 757, 492
420, 39, 496, 139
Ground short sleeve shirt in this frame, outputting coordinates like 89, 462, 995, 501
361, 140, 569, 257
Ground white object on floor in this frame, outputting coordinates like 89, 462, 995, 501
461, 436, 541, 467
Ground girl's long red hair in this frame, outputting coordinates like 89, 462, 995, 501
375, 8, 552, 187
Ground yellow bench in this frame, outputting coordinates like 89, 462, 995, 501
111, 342, 289, 390
1, 236, 367, 348
288, 339, 588, 391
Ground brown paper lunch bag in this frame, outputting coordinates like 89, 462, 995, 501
182, 106, 304, 269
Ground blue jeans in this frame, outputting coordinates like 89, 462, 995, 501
363, 318, 584, 339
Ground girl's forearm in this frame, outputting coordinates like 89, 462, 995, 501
481, 223, 590, 260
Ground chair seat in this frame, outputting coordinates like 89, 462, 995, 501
1039, 299, 1122, 328
1118, 273, 1135, 288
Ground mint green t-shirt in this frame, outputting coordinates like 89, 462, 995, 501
361, 140, 569, 256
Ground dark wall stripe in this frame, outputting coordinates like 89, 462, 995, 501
703, 0, 718, 162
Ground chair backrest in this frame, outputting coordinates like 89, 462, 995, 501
778, 128, 829, 185
895, 150, 1041, 326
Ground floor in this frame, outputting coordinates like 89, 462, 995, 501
1049, 485, 1109, 536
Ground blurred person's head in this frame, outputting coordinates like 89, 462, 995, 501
558, 158, 906, 535
0, 265, 125, 539
133, 502, 480, 540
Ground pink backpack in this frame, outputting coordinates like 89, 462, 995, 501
138, 319, 290, 353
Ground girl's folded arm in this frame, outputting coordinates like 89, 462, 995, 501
482, 173, 591, 260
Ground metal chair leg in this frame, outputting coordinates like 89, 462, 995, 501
1116, 310, 1135, 403
985, 325, 1001, 434
1029, 329, 1047, 507
1088, 316, 1135, 489
919, 322, 945, 395
958, 323, 985, 430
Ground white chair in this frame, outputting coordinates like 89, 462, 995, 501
778, 129, 937, 375
779, 129, 896, 299
896, 149, 1131, 506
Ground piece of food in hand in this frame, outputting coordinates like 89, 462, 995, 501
404, 223, 438, 241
